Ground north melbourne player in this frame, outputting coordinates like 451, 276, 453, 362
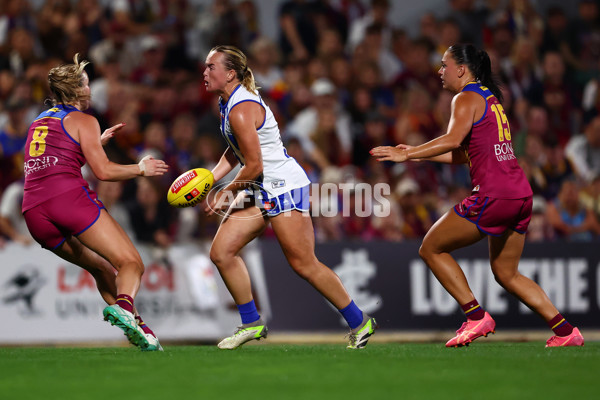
203, 45, 376, 349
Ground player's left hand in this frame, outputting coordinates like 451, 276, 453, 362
101, 123, 126, 146
370, 146, 409, 163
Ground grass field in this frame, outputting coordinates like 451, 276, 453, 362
0, 342, 597, 400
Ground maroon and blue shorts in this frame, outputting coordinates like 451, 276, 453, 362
23, 186, 105, 249
453, 194, 532, 236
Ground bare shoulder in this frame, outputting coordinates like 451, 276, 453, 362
452, 91, 485, 118
63, 110, 98, 126
230, 100, 262, 116
229, 100, 263, 129
452, 91, 481, 106
63, 111, 100, 143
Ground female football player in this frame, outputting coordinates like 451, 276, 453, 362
22, 54, 168, 350
203, 45, 376, 349
371, 44, 583, 348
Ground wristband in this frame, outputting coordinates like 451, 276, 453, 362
138, 155, 151, 176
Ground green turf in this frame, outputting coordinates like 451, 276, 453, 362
0, 342, 597, 400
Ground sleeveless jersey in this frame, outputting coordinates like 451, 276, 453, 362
219, 85, 310, 197
22, 104, 89, 212
460, 82, 532, 199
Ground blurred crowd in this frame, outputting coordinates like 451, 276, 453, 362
1, 0, 600, 250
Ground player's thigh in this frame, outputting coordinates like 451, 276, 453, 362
421, 209, 486, 254
270, 210, 317, 264
211, 194, 267, 257
488, 229, 526, 278
76, 209, 142, 267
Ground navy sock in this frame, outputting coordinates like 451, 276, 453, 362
339, 300, 363, 330
237, 299, 260, 324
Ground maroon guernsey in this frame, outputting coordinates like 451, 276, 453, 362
22, 104, 89, 212
460, 82, 532, 199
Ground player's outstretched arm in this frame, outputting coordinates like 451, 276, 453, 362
67, 112, 168, 181
371, 92, 477, 163
394, 144, 468, 164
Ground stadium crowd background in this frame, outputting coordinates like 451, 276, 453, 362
1, 0, 600, 251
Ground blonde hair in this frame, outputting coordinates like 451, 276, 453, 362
209, 45, 260, 94
47, 53, 90, 106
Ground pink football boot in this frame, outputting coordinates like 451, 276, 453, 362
446, 312, 496, 348
546, 327, 584, 348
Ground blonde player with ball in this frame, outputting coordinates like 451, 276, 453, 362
202, 45, 376, 349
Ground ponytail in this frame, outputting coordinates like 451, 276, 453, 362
475, 50, 503, 103
242, 66, 259, 94
448, 44, 503, 103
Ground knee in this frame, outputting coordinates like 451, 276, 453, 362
114, 253, 144, 276
209, 245, 221, 266
127, 260, 145, 276
289, 256, 319, 280
492, 267, 517, 287
209, 244, 232, 268
418, 241, 434, 262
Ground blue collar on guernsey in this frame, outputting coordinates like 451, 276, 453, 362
461, 81, 479, 91
218, 84, 243, 114
57, 103, 78, 111
461, 82, 490, 126
219, 84, 243, 134
218, 84, 245, 165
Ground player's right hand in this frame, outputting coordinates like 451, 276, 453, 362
138, 155, 169, 176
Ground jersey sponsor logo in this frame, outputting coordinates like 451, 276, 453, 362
494, 142, 516, 162
171, 170, 198, 194
23, 156, 59, 176
271, 180, 286, 189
